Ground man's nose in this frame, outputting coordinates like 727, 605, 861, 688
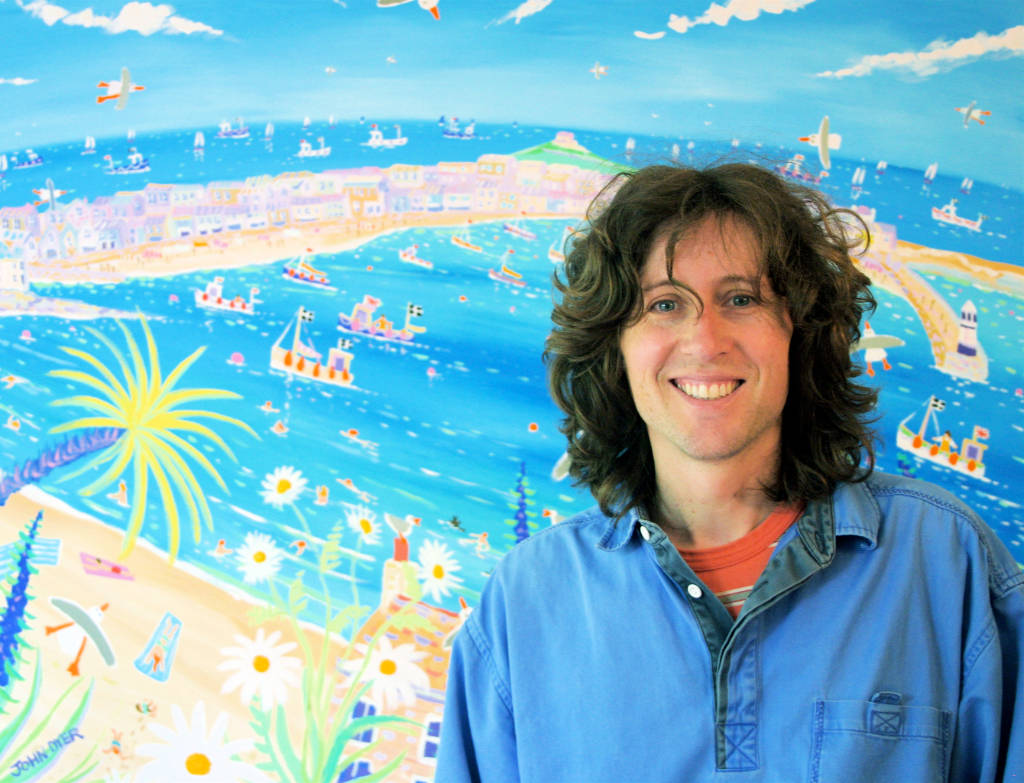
685, 307, 733, 359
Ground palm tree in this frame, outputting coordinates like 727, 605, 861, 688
0, 315, 255, 563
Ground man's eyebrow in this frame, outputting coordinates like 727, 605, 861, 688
640, 273, 759, 294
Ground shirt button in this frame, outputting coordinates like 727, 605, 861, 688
639, 526, 651, 541
687, 584, 703, 599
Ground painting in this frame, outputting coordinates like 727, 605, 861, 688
0, 1, 1021, 780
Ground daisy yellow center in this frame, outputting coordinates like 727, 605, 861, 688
359, 518, 372, 534
432, 564, 445, 579
254, 551, 267, 563
379, 659, 397, 676
252, 654, 270, 673
276, 478, 292, 494
185, 752, 212, 775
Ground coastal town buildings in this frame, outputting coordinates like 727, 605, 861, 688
0, 137, 604, 286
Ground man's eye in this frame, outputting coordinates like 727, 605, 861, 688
651, 300, 676, 312
730, 294, 754, 307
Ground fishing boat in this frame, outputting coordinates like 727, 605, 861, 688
282, 250, 334, 289
960, 177, 973, 195
297, 136, 331, 157
442, 117, 476, 140
82, 136, 96, 155
896, 396, 988, 479
12, 149, 44, 169
398, 244, 433, 269
363, 124, 407, 149
923, 162, 938, 185
103, 149, 150, 175
548, 224, 574, 263
451, 221, 482, 252
503, 214, 537, 240
337, 295, 425, 344
931, 199, 984, 232
217, 118, 250, 139
270, 306, 355, 387
194, 277, 259, 315
773, 154, 827, 184
489, 250, 526, 287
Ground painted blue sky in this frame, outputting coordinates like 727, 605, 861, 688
2, 0, 1022, 186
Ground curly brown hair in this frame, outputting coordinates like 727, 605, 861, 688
544, 162, 879, 517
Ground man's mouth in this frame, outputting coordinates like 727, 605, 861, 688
672, 379, 742, 400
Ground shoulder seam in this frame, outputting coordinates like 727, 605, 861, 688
871, 484, 1022, 597
463, 612, 515, 719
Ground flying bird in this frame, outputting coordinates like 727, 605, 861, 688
376, 0, 440, 20
955, 101, 991, 128
96, 66, 145, 110
798, 115, 841, 170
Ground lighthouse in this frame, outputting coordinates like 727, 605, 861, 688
955, 300, 979, 357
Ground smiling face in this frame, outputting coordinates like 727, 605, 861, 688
619, 215, 793, 477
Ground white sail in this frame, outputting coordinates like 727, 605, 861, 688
265, 122, 275, 138
194, 131, 205, 147
0, 154, 6, 172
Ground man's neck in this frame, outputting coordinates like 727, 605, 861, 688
651, 458, 782, 551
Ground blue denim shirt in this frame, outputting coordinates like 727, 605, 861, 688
437, 473, 1023, 781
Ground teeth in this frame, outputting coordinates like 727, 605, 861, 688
677, 380, 740, 400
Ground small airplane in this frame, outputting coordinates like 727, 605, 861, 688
590, 61, 608, 80
376, 0, 440, 20
955, 101, 991, 128
32, 178, 67, 209
96, 66, 145, 110
798, 115, 841, 170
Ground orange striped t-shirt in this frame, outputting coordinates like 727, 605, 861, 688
678, 505, 803, 619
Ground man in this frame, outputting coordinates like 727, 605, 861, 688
437, 163, 1023, 781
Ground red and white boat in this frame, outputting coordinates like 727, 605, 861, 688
283, 250, 334, 289
931, 199, 983, 232
398, 244, 433, 269
194, 277, 259, 314
451, 221, 482, 252
489, 250, 526, 287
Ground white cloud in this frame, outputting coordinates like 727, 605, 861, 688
0, 77, 38, 86
817, 25, 1024, 78
634, 30, 666, 40
17, 0, 222, 36
668, 0, 814, 35
492, 0, 554, 26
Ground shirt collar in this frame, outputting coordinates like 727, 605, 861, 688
595, 479, 880, 555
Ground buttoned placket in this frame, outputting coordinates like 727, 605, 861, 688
635, 497, 836, 771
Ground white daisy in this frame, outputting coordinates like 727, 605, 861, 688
417, 539, 464, 603
342, 636, 429, 709
235, 531, 284, 584
260, 465, 307, 509
135, 701, 271, 783
345, 504, 380, 545
217, 628, 302, 711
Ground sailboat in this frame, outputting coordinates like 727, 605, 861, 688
82, 136, 96, 155
193, 131, 205, 160
451, 220, 482, 252
960, 177, 973, 195
337, 296, 426, 344
503, 212, 537, 240
264, 122, 274, 141
398, 243, 433, 269
489, 249, 526, 287
923, 162, 938, 185
851, 166, 866, 197
875, 160, 887, 176
303, 116, 311, 130
270, 306, 355, 387
0, 154, 6, 173
625, 137, 636, 156
282, 249, 334, 289
671, 143, 680, 161
548, 224, 574, 263
297, 136, 331, 158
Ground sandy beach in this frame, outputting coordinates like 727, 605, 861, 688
1, 485, 330, 781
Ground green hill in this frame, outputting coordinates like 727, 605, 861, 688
512, 131, 629, 174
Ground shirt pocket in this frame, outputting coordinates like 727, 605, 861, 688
809, 693, 951, 783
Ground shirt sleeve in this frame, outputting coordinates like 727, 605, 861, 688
436, 615, 520, 783
950, 557, 1024, 781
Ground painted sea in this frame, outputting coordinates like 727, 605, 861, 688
1, 119, 1022, 618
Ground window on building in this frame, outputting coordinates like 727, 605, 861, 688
352, 700, 377, 743
420, 715, 442, 762
337, 760, 372, 781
